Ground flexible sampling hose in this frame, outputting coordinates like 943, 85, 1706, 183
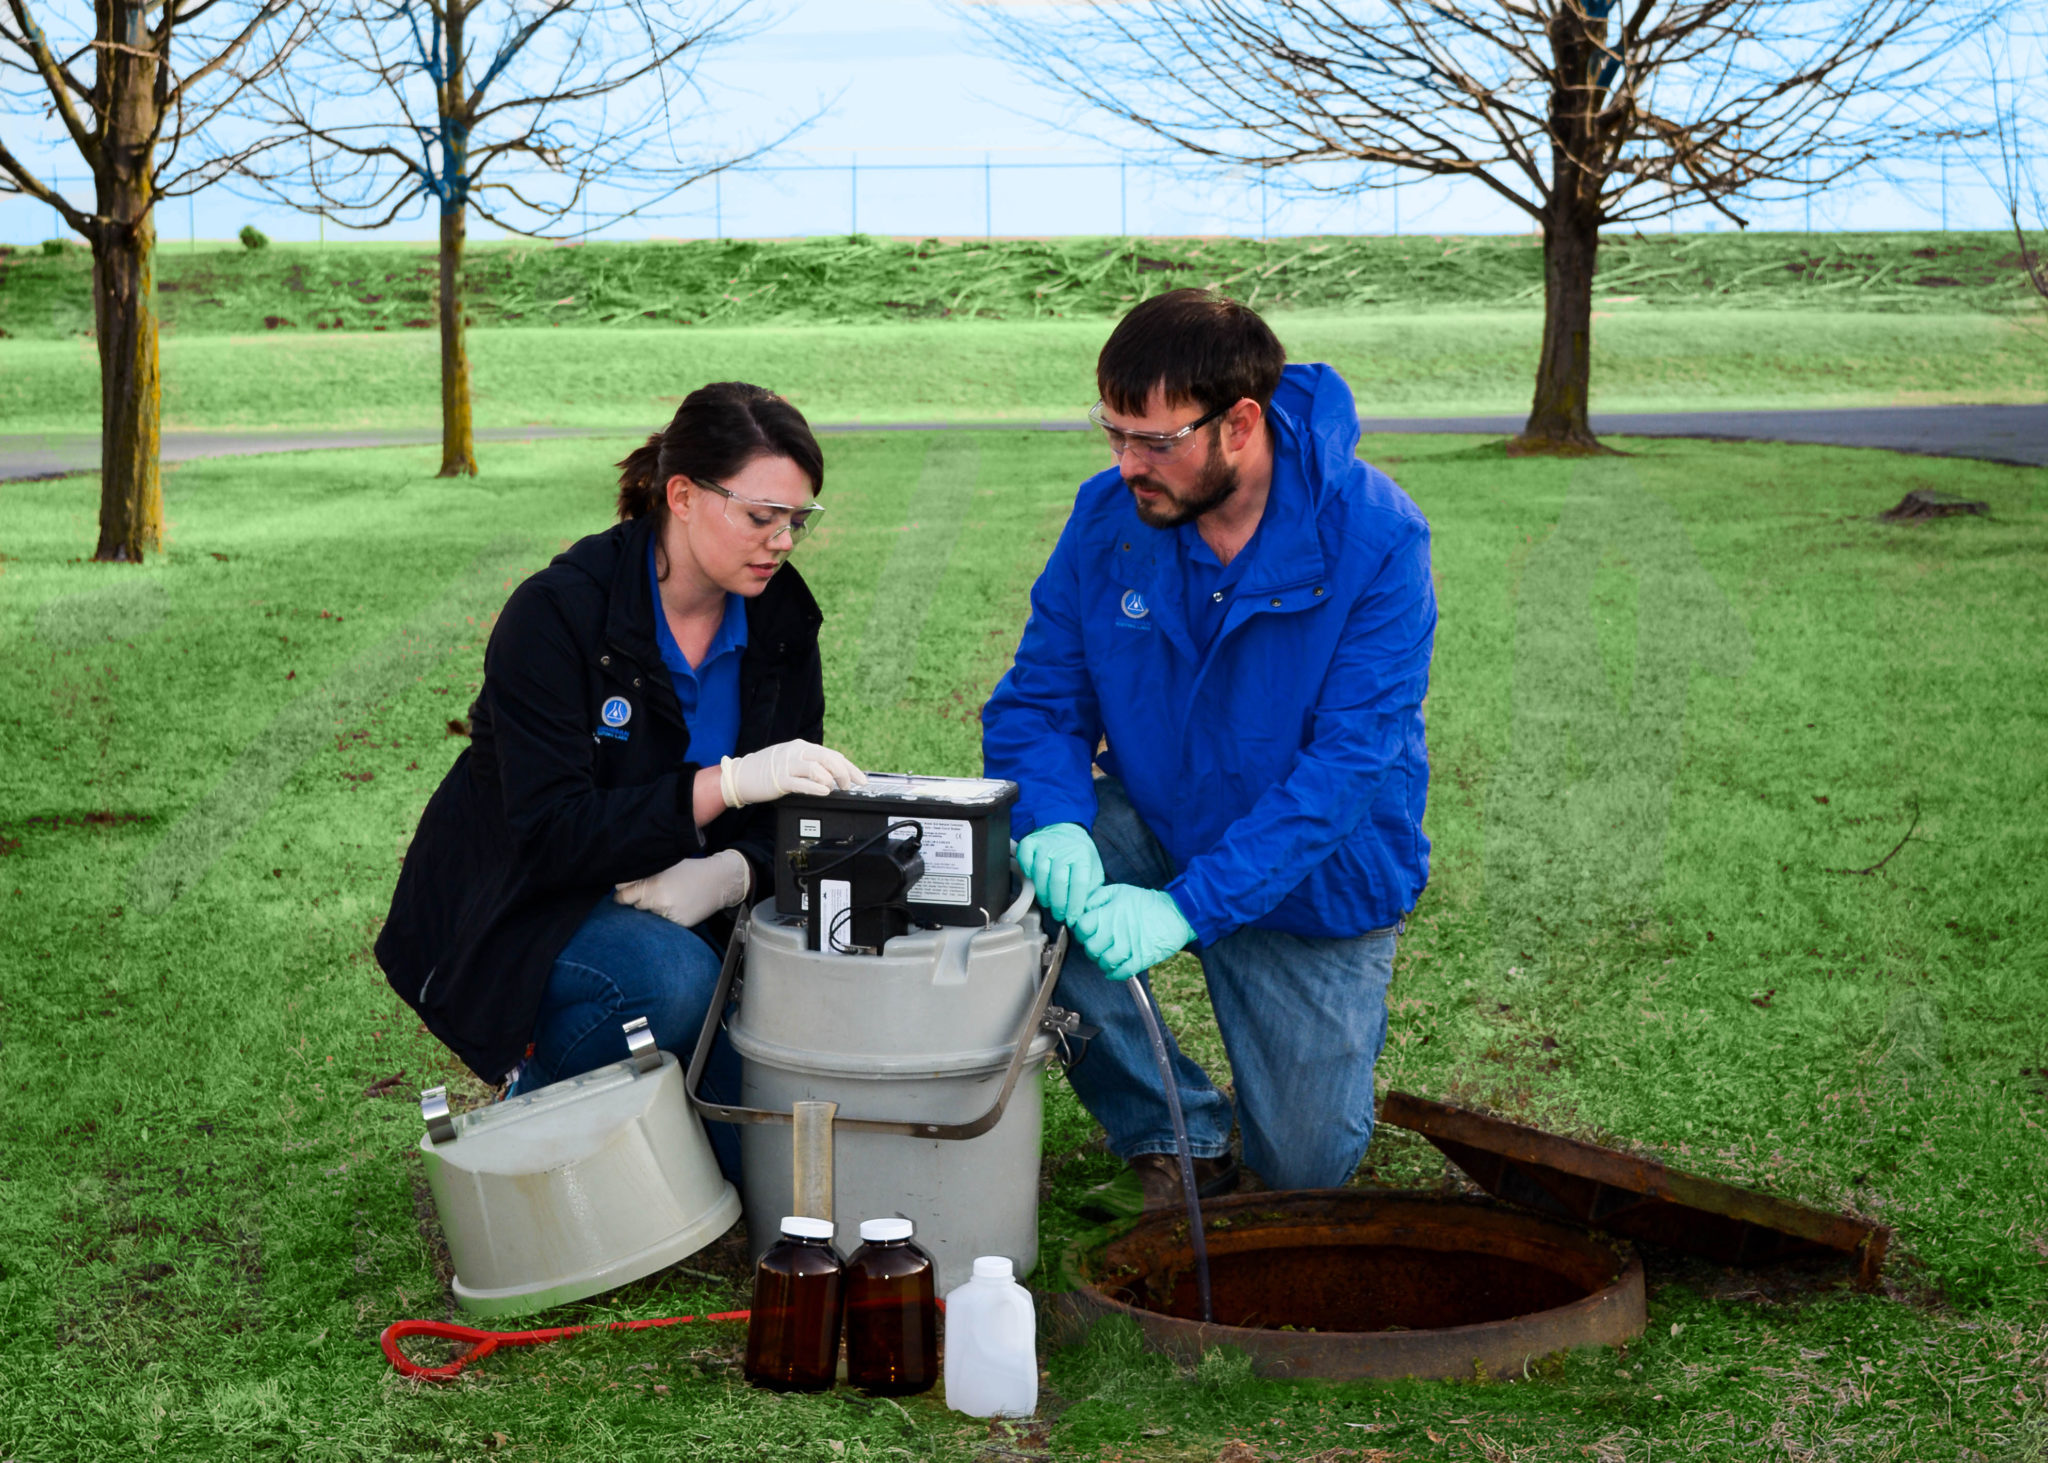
381, 1301, 950, 1379
1126, 978, 1215, 1325
380, 1312, 749, 1380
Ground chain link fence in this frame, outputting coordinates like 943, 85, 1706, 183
2, 144, 2026, 247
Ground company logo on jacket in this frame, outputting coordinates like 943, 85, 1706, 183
596, 696, 632, 741
1120, 589, 1150, 620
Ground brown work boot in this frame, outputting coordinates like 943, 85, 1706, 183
1078, 1152, 1239, 1221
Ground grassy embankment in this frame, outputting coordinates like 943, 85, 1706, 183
2, 428, 2044, 1460
2, 232, 2042, 433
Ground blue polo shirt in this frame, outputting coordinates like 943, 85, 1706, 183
1178, 514, 1265, 656
648, 540, 748, 767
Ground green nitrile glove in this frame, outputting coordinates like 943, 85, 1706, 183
1072, 884, 1196, 982
1017, 822, 1105, 926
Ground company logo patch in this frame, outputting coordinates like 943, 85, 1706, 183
596, 695, 633, 741
1120, 589, 1150, 620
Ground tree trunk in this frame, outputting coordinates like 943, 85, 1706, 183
1514, 203, 1605, 454
1515, 0, 1612, 456
92, 3, 164, 562
437, 199, 477, 477
435, 0, 477, 479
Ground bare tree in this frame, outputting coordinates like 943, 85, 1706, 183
964, 0, 1975, 453
1982, 19, 2047, 309
236, 0, 795, 477
1, 0, 314, 560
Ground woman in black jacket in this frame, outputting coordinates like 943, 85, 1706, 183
376, 382, 864, 1178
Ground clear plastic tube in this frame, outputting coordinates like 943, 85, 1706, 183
1126, 979, 1214, 1324
791, 1099, 837, 1220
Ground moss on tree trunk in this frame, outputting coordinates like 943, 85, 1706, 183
437, 200, 476, 477
90, 17, 164, 562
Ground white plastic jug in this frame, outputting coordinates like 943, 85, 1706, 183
942, 1255, 1038, 1417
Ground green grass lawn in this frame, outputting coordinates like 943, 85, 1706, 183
4, 310, 2042, 435
2, 432, 2045, 1461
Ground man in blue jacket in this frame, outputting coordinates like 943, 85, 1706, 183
982, 289, 1435, 1210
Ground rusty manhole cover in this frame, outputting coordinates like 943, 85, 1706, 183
1378, 1091, 1890, 1285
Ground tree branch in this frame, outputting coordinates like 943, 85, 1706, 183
6, 0, 102, 164
0, 131, 96, 233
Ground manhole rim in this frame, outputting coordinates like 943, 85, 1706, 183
1054, 1188, 1648, 1381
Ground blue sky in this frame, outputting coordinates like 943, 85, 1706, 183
1, 0, 2007, 245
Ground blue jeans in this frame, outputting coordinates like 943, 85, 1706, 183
508, 898, 744, 1183
1056, 778, 1399, 1191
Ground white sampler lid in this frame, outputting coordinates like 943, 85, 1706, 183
780, 1216, 836, 1240
972, 1255, 1014, 1280
859, 1218, 914, 1243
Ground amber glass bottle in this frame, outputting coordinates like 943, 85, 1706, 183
744, 1217, 845, 1392
843, 1217, 938, 1395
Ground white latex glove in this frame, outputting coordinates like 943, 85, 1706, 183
615, 848, 752, 928
719, 739, 867, 808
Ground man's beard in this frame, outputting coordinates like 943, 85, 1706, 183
1127, 432, 1238, 528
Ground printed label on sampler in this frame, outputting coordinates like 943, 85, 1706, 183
913, 819, 974, 880
906, 874, 972, 906
819, 879, 852, 953
799, 818, 821, 839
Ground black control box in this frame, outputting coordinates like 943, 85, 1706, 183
773, 773, 1021, 932
788, 830, 925, 954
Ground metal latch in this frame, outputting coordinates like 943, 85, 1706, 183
1040, 1004, 1099, 1069
623, 1017, 661, 1075
420, 1085, 457, 1145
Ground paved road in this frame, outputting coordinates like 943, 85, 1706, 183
4, 405, 2044, 481
0, 425, 610, 481
1357, 405, 2048, 468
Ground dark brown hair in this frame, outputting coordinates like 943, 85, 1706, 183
616, 381, 825, 524
1096, 288, 1286, 418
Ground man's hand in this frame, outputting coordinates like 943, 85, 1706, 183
1072, 885, 1195, 982
1017, 822, 1105, 925
616, 848, 751, 928
719, 740, 866, 808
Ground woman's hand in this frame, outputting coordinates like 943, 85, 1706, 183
718, 740, 866, 808
615, 848, 752, 928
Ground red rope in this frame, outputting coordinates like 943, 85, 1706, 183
380, 1311, 751, 1380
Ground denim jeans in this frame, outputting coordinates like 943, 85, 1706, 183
1055, 777, 1399, 1192
507, 897, 743, 1182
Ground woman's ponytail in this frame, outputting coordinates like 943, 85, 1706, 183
615, 433, 666, 520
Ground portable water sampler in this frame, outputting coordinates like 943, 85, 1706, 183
415, 771, 1077, 1313
686, 772, 1075, 1295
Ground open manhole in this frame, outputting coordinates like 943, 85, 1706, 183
1055, 1095, 1889, 1381
1056, 1191, 1645, 1381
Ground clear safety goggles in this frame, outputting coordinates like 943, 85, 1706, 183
695, 478, 823, 544
1088, 398, 1231, 462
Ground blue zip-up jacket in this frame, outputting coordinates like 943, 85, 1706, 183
981, 362, 1434, 945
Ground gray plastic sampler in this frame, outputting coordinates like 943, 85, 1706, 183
727, 901, 1058, 1295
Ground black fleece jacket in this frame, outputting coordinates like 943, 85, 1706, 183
375, 514, 825, 1080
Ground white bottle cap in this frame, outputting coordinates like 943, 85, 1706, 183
972, 1255, 1015, 1280
859, 1218, 914, 1243
780, 1216, 836, 1240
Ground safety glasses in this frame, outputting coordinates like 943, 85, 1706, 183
1087, 398, 1232, 462
693, 478, 823, 544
